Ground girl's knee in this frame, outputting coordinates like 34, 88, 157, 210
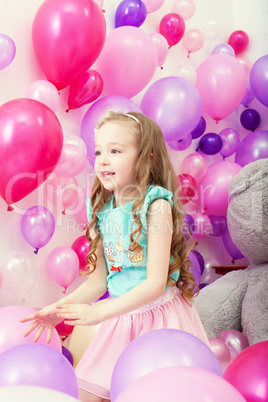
78, 388, 107, 402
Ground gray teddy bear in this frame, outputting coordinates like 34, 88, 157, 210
195, 158, 268, 345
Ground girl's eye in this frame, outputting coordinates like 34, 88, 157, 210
111, 149, 121, 154
95, 150, 101, 156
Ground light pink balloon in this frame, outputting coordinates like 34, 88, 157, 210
54, 144, 87, 177
0, 305, 61, 353
149, 33, 169, 68
2, 251, 35, 296
191, 212, 212, 242
181, 152, 207, 182
45, 175, 79, 214
199, 161, 242, 215
172, 0, 196, 20
200, 257, 221, 284
95, 26, 157, 98
209, 338, 231, 372
0, 272, 2, 290
26, 80, 60, 113
176, 64, 197, 83
196, 54, 247, 121
183, 29, 204, 57
143, 0, 164, 13
46, 247, 79, 293
217, 329, 249, 360
236, 55, 252, 78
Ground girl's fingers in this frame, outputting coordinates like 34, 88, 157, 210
33, 324, 46, 342
46, 327, 54, 344
64, 320, 79, 326
23, 320, 40, 337
20, 313, 38, 323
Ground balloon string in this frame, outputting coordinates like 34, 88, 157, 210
7, 205, 14, 211
34, 248, 39, 254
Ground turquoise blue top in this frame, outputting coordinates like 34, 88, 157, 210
86, 186, 180, 298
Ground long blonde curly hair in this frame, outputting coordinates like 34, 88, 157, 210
85, 111, 197, 304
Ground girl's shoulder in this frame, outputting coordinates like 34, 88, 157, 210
143, 185, 173, 211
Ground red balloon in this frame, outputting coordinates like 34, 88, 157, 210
178, 174, 197, 205
0, 98, 63, 206
159, 13, 185, 47
228, 30, 249, 55
55, 320, 74, 337
71, 235, 90, 270
32, 0, 106, 90
68, 70, 103, 110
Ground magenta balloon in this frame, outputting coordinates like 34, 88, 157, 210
110, 328, 222, 400
211, 43, 235, 57
0, 305, 61, 354
228, 30, 249, 55
71, 235, 90, 270
32, 0, 106, 90
199, 161, 242, 216
196, 54, 247, 121
0, 343, 78, 398
191, 212, 212, 243
81, 95, 141, 166
21, 206, 55, 253
250, 55, 268, 107
0, 33, 16, 70
141, 77, 202, 142
68, 70, 103, 110
95, 26, 157, 98
223, 341, 268, 402
219, 128, 240, 158
235, 130, 268, 167
222, 226, 244, 261
0, 98, 63, 206
115, 0, 147, 28
159, 13, 185, 47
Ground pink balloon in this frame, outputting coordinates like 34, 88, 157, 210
95, 26, 157, 98
199, 161, 242, 215
219, 128, 240, 158
159, 13, 186, 47
67, 70, 103, 110
149, 33, 169, 68
26, 80, 60, 113
0, 305, 61, 353
46, 247, 79, 293
223, 341, 268, 402
191, 212, 212, 242
32, 0, 106, 90
0, 98, 63, 207
183, 29, 204, 57
236, 55, 252, 78
209, 338, 231, 372
45, 175, 79, 214
172, 0, 196, 20
71, 235, 90, 270
54, 144, 87, 177
181, 152, 207, 182
217, 329, 249, 359
0, 272, 2, 290
196, 54, 247, 121
117, 366, 246, 402
143, 0, 164, 13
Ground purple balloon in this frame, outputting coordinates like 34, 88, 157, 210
81, 95, 141, 166
219, 128, 240, 158
188, 251, 202, 292
191, 250, 205, 275
222, 226, 244, 262
250, 54, 268, 107
111, 329, 222, 400
0, 343, 78, 398
191, 116, 206, 140
0, 33, 16, 70
20, 206, 55, 253
168, 133, 192, 150
141, 76, 202, 142
62, 346, 74, 366
241, 80, 254, 107
240, 108, 261, 131
211, 43, 235, 57
182, 213, 195, 240
198, 133, 223, 155
209, 215, 227, 237
235, 130, 268, 167
115, 0, 147, 28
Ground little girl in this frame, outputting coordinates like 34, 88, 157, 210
21, 111, 209, 402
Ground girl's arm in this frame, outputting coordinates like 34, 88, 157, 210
57, 198, 172, 325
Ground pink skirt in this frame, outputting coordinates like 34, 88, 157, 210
75, 287, 210, 400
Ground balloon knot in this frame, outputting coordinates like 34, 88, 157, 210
102, 9, 106, 13
187, 51, 190, 58
231, 259, 235, 264
195, 147, 199, 152
34, 248, 39, 255
7, 205, 14, 211
215, 120, 220, 124
65, 108, 70, 113
62, 288, 67, 294
62, 209, 66, 215
160, 66, 164, 70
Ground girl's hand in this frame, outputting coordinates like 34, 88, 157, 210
56, 302, 105, 326
20, 303, 67, 343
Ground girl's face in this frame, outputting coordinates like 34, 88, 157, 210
94, 120, 139, 201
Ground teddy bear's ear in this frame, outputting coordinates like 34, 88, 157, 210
229, 158, 268, 196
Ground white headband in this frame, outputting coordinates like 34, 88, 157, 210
125, 113, 140, 124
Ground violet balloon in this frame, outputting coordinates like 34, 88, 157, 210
191, 116, 206, 139
115, 0, 147, 28
198, 132, 223, 155
250, 54, 268, 107
159, 13, 186, 47
168, 133, 192, 151
219, 128, 240, 158
241, 80, 254, 106
182, 213, 195, 240
141, 76, 202, 142
209, 215, 227, 237
211, 43, 235, 57
188, 251, 202, 292
0, 98, 63, 206
81, 95, 141, 166
68, 70, 103, 110
240, 108, 261, 131
191, 250, 205, 275
191, 212, 212, 243
32, 0, 106, 90
21, 206, 55, 254
217, 329, 249, 358
235, 130, 268, 167
110, 328, 222, 400
223, 341, 268, 402
0, 33, 16, 70
0, 343, 78, 398
222, 226, 244, 261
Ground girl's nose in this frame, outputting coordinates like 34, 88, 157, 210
99, 153, 110, 165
